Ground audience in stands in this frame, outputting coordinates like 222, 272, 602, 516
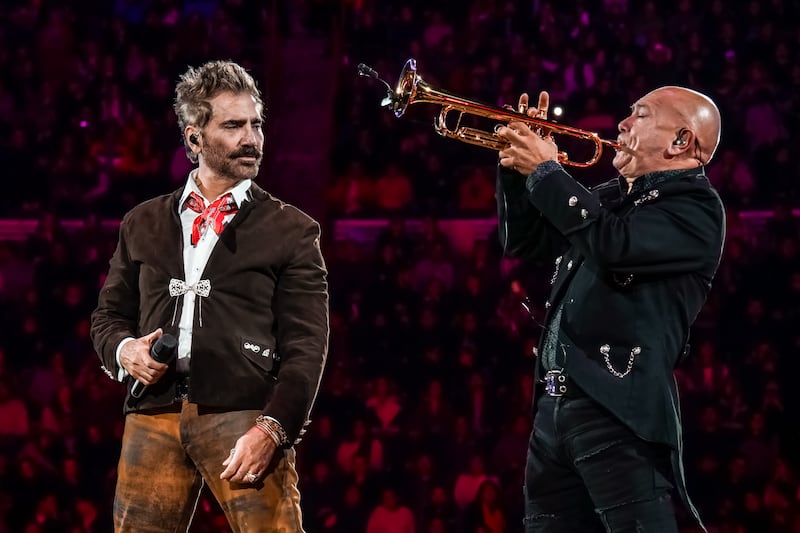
1, 1, 799, 531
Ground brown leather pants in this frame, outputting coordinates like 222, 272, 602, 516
114, 401, 304, 532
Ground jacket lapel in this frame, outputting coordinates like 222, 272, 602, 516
168, 189, 187, 279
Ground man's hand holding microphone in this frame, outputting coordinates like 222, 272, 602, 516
120, 328, 178, 397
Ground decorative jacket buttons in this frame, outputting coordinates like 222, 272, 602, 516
580, 209, 589, 219
568, 196, 578, 206
567, 260, 573, 270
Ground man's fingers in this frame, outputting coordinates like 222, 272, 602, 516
143, 328, 163, 344
137, 369, 160, 384
536, 91, 550, 119
138, 359, 167, 374
499, 151, 517, 170
221, 447, 237, 469
497, 123, 528, 143
220, 458, 240, 480
219, 465, 235, 480
220, 429, 277, 484
133, 361, 168, 384
147, 359, 169, 371
517, 92, 529, 114
221, 444, 245, 480
133, 372, 153, 385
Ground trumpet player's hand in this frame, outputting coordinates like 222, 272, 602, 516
498, 91, 556, 175
497, 122, 559, 176
516, 91, 550, 120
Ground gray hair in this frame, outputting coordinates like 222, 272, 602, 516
174, 60, 263, 163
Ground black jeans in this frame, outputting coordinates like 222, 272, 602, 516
523, 393, 678, 533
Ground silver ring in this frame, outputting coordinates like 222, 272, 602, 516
245, 471, 258, 483
229, 448, 236, 456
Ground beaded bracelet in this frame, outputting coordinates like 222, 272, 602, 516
255, 415, 288, 446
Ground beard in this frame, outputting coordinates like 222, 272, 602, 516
202, 140, 263, 182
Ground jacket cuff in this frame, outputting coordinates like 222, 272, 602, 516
527, 167, 602, 235
114, 337, 135, 381
525, 160, 564, 193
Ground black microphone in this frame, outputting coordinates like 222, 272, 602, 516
130, 334, 178, 398
357, 63, 379, 79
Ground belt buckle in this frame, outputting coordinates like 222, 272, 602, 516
545, 369, 568, 397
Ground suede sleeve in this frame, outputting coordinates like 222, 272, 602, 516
262, 220, 329, 444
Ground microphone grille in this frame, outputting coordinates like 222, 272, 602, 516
357, 63, 377, 79
152, 334, 178, 362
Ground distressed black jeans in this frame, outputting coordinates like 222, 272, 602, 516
522, 393, 678, 533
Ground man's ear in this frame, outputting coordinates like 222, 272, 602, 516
668, 128, 693, 156
185, 128, 202, 156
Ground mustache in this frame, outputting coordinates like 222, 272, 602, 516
230, 147, 261, 159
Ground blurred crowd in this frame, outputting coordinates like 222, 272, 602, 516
0, 0, 278, 219
329, 0, 800, 218
1, 0, 799, 532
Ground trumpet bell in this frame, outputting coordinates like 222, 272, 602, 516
391, 58, 420, 118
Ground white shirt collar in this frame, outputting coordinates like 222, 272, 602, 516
178, 169, 252, 211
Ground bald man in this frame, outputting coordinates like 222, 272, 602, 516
494, 87, 724, 533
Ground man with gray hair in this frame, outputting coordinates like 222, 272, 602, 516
92, 60, 329, 532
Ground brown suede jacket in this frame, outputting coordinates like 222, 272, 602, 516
91, 183, 329, 445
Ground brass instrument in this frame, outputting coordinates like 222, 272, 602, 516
358, 59, 621, 168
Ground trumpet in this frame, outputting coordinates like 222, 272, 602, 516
358, 59, 621, 168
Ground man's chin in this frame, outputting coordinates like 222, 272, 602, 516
612, 152, 631, 173
240, 168, 260, 181
220, 168, 259, 182
234, 159, 261, 179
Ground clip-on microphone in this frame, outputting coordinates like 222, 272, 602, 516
357, 63, 397, 109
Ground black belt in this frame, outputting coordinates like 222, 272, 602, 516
175, 375, 190, 402
541, 369, 583, 398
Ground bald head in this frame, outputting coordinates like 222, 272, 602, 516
649, 86, 722, 165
